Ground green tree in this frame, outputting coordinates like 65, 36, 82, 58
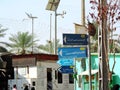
38, 39, 62, 54
0, 25, 8, 52
9, 32, 38, 54
89, 0, 120, 89
90, 22, 120, 53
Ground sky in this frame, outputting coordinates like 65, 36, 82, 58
1, 0, 119, 45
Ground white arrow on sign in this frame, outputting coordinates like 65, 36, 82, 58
57, 59, 74, 66
58, 47, 88, 59
59, 50, 63, 57
63, 35, 67, 43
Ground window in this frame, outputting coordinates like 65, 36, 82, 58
27, 66, 29, 74
32, 81, 36, 86
47, 68, 52, 81
69, 74, 74, 84
55, 70, 57, 79
58, 71, 62, 83
18, 67, 27, 75
78, 75, 82, 87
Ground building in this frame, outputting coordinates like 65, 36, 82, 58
74, 53, 120, 90
8, 53, 74, 90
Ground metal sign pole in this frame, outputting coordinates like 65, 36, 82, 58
55, 9, 57, 54
81, 0, 92, 90
88, 35, 92, 90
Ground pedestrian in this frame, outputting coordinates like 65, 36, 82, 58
12, 84, 17, 90
31, 87, 35, 90
24, 85, 29, 90
28, 84, 31, 90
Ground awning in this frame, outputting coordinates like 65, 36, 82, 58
80, 69, 98, 75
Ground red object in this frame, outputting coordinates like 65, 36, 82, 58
88, 22, 96, 36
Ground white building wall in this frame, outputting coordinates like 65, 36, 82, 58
36, 62, 46, 90
36, 61, 74, 90
9, 66, 37, 90
8, 79, 31, 90
29, 67, 37, 78
8, 60, 74, 90
14, 66, 37, 79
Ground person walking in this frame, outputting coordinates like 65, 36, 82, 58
24, 85, 29, 90
31, 87, 35, 90
12, 84, 17, 90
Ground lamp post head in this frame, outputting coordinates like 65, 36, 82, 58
25, 12, 38, 19
46, 0, 60, 11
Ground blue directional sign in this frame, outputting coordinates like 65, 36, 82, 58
59, 66, 74, 74
57, 59, 74, 66
63, 34, 88, 45
58, 47, 88, 59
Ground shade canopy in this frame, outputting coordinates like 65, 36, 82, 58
80, 69, 98, 75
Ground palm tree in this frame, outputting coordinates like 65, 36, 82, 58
0, 46, 8, 52
9, 32, 38, 54
0, 26, 6, 37
38, 39, 62, 54
0, 25, 8, 52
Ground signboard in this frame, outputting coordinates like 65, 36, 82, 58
63, 34, 88, 45
58, 47, 88, 59
74, 23, 88, 34
59, 66, 74, 74
57, 59, 74, 66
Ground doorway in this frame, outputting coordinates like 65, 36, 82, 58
47, 68, 52, 90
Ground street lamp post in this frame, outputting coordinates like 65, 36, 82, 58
46, 0, 66, 54
49, 13, 52, 53
54, 10, 66, 54
54, 8, 57, 54
46, 0, 60, 54
25, 13, 38, 53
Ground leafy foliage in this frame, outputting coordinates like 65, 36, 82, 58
0, 25, 7, 37
89, 1, 120, 86
9, 32, 38, 54
0, 25, 8, 52
38, 39, 62, 54
89, 0, 120, 32
88, 0, 120, 53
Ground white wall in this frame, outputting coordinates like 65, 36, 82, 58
14, 66, 37, 79
9, 61, 74, 90
37, 61, 74, 90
